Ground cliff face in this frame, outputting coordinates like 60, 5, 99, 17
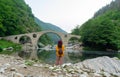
75, 56, 120, 74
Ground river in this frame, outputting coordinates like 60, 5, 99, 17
37, 48, 118, 64
37, 49, 81, 64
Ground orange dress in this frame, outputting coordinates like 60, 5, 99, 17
56, 45, 65, 57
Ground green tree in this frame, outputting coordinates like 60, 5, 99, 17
71, 25, 80, 35
80, 10, 120, 50
0, 0, 41, 36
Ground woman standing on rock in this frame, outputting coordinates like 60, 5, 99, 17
55, 40, 65, 65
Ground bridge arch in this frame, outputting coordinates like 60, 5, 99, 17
32, 30, 67, 46
69, 35, 80, 41
19, 35, 32, 44
36, 31, 62, 45
36, 31, 63, 50
68, 37, 80, 43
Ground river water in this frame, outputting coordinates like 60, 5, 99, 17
37, 49, 80, 64
37, 49, 118, 64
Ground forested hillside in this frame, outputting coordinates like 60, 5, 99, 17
0, 0, 41, 37
0, 0, 67, 45
72, 0, 120, 51
94, 0, 120, 18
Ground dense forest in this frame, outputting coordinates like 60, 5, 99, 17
0, 0, 41, 36
72, 0, 120, 51
94, 0, 120, 18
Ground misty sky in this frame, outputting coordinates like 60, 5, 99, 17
24, 0, 113, 33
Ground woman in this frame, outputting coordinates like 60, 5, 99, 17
55, 40, 65, 65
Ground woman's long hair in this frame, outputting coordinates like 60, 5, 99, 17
58, 40, 62, 48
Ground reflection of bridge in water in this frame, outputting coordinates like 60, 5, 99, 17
1, 30, 80, 59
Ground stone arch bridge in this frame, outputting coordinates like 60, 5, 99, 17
1, 30, 80, 59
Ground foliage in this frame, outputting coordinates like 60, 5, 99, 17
117, 52, 120, 59
71, 25, 81, 42
80, 10, 120, 51
39, 34, 53, 45
0, 39, 22, 54
0, 0, 41, 36
72, 0, 120, 51
71, 25, 80, 35
25, 60, 34, 66
94, 0, 120, 17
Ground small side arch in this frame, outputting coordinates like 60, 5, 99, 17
19, 35, 32, 44
67, 35, 81, 46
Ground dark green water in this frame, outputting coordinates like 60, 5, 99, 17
37, 49, 119, 64
37, 50, 56, 64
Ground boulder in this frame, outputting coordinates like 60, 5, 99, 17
75, 56, 120, 74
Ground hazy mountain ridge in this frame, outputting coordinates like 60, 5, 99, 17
35, 17, 67, 34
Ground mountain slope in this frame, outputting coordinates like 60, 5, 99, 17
35, 17, 67, 34
72, 0, 120, 50
94, 0, 120, 18
0, 0, 41, 36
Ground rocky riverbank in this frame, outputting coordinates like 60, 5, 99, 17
0, 54, 120, 77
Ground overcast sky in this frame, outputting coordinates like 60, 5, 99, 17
24, 0, 113, 33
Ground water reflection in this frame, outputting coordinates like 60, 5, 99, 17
37, 49, 82, 64
37, 48, 119, 64
37, 49, 56, 64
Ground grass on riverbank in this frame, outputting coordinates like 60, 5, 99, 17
0, 39, 22, 54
